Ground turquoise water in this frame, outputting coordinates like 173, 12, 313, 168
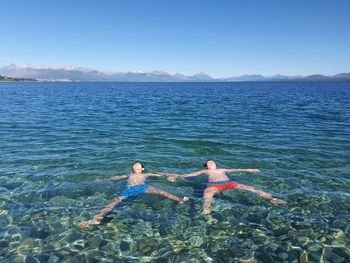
0, 82, 349, 262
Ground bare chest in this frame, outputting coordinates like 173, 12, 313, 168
207, 170, 229, 182
127, 174, 148, 185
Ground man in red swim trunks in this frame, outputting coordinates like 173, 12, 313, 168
177, 160, 286, 214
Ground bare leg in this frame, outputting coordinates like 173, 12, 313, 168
146, 188, 189, 203
79, 196, 126, 227
202, 187, 220, 215
235, 184, 286, 205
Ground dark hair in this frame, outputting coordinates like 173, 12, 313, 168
204, 159, 214, 168
132, 161, 144, 169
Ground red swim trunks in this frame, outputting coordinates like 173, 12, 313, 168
207, 180, 240, 192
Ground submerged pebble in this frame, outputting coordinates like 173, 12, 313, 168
188, 236, 204, 247
87, 236, 102, 249
299, 250, 308, 263
68, 239, 86, 252
25, 255, 40, 263
119, 240, 130, 251
134, 238, 158, 256
29, 226, 50, 239
334, 230, 349, 245
240, 258, 257, 263
17, 238, 35, 253
277, 252, 288, 260
330, 253, 346, 263
256, 252, 273, 263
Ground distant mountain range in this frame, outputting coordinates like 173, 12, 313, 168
0, 74, 36, 82
0, 64, 349, 82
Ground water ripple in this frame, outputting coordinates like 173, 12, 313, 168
0, 82, 350, 261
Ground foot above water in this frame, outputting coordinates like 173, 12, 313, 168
79, 219, 101, 228
270, 198, 287, 205
180, 196, 189, 203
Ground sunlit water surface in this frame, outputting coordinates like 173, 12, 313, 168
0, 82, 349, 262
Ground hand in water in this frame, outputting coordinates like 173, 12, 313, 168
270, 198, 287, 205
95, 178, 110, 182
167, 176, 177, 182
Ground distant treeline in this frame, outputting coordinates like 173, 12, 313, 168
0, 75, 37, 82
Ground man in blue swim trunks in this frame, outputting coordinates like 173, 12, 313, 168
176, 160, 286, 214
79, 162, 189, 227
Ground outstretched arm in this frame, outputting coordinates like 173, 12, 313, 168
148, 172, 180, 177
95, 175, 128, 182
145, 172, 179, 182
178, 170, 206, 178
223, 168, 260, 173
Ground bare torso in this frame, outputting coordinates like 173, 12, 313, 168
126, 173, 151, 186
205, 169, 230, 182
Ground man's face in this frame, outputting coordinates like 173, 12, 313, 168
133, 162, 144, 173
206, 160, 216, 169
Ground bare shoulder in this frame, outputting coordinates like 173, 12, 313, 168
208, 169, 225, 173
205, 169, 218, 175
143, 173, 156, 177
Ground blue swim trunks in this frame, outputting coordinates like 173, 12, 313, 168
116, 184, 150, 199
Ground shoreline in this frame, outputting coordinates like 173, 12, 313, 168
1, 80, 350, 83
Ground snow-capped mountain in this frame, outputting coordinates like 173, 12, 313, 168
0, 64, 213, 82
1, 64, 349, 82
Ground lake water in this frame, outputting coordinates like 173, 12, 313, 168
0, 82, 349, 262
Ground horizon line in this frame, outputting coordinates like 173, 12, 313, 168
1, 63, 349, 79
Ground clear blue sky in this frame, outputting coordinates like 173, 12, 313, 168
0, 0, 349, 77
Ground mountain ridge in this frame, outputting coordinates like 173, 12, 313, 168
0, 64, 349, 82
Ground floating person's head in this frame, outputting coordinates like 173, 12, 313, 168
204, 159, 216, 169
132, 162, 145, 173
